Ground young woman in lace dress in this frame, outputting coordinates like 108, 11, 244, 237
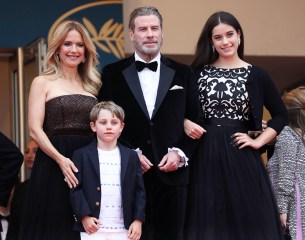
19, 20, 101, 240
184, 11, 288, 240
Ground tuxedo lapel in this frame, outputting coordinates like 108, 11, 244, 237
123, 63, 150, 119
152, 61, 175, 118
118, 143, 129, 186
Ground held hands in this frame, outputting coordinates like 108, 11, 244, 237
158, 151, 180, 172
128, 220, 142, 240
184, 119, 206, 139
82, 216, 100, 235
57, 156, 78, 188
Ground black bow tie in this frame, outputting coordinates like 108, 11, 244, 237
135, 60, 158, 72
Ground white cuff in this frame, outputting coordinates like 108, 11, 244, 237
134, 148, 142, 156
168, 147, 189, 167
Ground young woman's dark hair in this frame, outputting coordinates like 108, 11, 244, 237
191, 11, 245, 69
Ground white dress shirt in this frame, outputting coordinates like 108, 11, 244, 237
134, 52, 160, 119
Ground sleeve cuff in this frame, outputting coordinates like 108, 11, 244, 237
168, 147, 189, 167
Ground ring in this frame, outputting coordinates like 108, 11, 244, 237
64, 178, 67, 182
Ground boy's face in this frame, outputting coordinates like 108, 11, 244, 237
90, 109, 124, 146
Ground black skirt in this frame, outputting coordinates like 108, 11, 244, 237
19, 135, 94, 240
185, 119, 283, 240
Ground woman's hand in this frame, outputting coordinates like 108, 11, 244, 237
184, 119, 206, 139
57, 157, 79, 188
280, 213, 288, 229
248, 120, 267, 138
233, 127, 277, 150
231, 132, 262, 150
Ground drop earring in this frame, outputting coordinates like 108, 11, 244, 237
238, 39, 241, 46
82, 58, 86, 63
212, 46, 215, 53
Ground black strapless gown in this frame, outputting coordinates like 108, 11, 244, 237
19, 95, 97, 240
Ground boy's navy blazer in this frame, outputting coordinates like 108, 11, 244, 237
70, 140, 146, 232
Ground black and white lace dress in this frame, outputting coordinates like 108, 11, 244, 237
185, 65, 282, 240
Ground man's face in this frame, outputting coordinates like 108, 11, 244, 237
129, 14, 163, 61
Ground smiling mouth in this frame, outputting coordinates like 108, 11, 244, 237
222, 45, 233, 49
68, 55, 79, 59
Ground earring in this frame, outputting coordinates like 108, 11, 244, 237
82, 58, 86, 63
212, 46, 215, 53
55, 53, 59, 62
238, 39, 241, 46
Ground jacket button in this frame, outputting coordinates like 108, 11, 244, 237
97, 187, 101, 191
96, 202, 100, 206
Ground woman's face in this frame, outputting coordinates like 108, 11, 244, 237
211, 23, 240, 59
24, 140, 38, 169
58, 29, 86, 68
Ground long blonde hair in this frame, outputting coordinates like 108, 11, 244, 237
283, 86, 305, 144
43, 20, 101, 95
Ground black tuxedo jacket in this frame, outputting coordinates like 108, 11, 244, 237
0, 132, 23, 232
70, 141, 146, 231
98, 54, 201, 186
6, 180, 28, 239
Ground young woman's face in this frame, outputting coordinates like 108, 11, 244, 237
211, 23, 240, 59
58, 29, 85, 68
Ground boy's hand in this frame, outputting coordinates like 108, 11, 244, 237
128, 219, 142, 240
81, 215, 100, 235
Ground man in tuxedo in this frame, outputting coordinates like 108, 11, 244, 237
0, 132, 23, 233
6, 139, 38, 240
98, 6, 201, 240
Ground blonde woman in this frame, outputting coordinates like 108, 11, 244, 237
19, 20, 101, 240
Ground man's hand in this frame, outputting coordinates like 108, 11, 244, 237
138, 153, 153, 173
158, 151, 180, 172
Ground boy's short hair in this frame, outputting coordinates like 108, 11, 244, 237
90, 101, 125, 123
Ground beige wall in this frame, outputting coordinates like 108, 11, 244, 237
124, 0, 305, 56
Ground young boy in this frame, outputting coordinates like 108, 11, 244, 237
70, 101, 146, 240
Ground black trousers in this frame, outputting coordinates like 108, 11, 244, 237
141, 173, 187, 240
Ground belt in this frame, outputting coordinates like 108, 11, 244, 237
204, 118, 246, 127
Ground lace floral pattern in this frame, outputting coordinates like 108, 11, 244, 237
198, 65, 252, 121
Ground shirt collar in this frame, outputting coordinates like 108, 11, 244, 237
134, 52, 161, 64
